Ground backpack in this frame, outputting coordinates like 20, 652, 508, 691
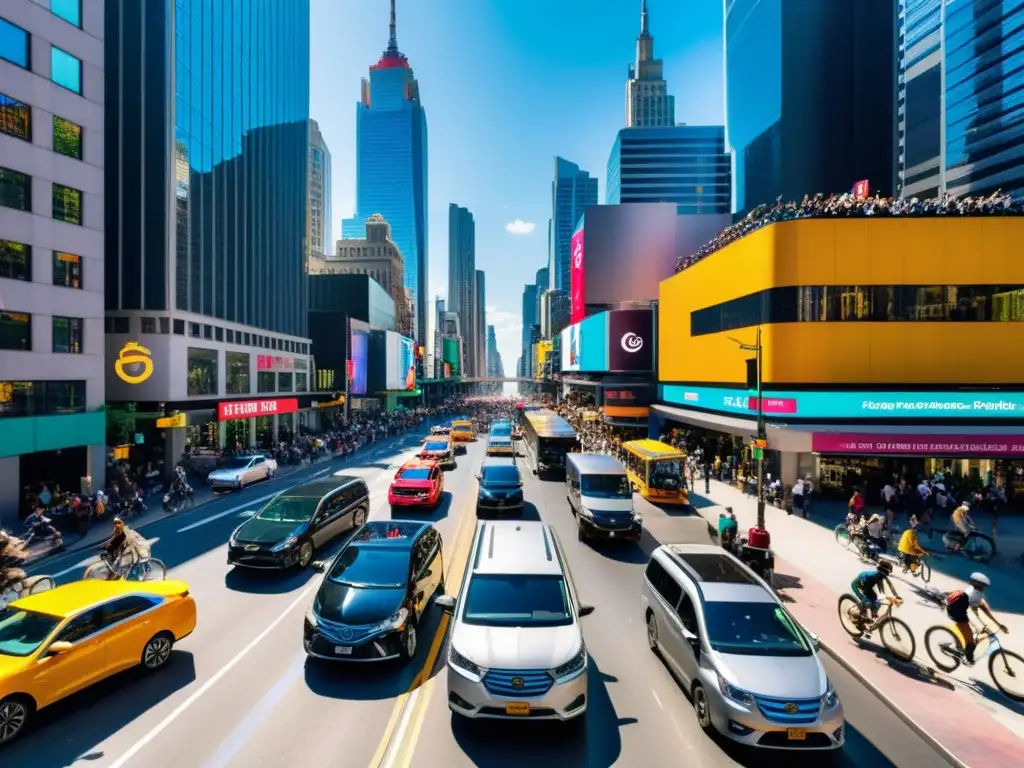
945, 590, 968, 609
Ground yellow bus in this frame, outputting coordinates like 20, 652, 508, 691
622, 439, 688, 505
451, 420, 475, 442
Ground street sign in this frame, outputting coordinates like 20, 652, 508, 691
752, 447, 764, 460
134, 433, 145, 444
156, 413, 187, 428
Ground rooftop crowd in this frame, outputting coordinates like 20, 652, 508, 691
675, 190, 1024, 273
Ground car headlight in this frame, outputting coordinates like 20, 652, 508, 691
578, 506, 594, 519
374, 607, 409, 633
449, 646, 484, 680
716, 672, 754, 707
550, 646, 587, 682
272, 536, 298, 552
824, 680, 838, 709
478, 488, 492, 498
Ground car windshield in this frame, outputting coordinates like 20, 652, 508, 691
703, 601, 812, 657
581, 474, 631, 499
462, 574, 572, 627
491, 425, 511, 436
649, 459, 683, 490
399, 468, 431, 481
0, 608, 61, 657
327, 546, 408, 588
482, 466, 519, 484
424, 442, 449, 452
221, 457, 254, 470
255, 496, 317, 523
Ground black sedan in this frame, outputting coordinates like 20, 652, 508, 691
227, 477, 369, 569
304, 520, 444, 662
474, 460, 524, 517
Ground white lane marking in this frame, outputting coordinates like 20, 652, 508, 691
105, 584, 316, 768
382, 685, 423, 768
176, 493, 278, 533
651, 689, 663, 709
49, 536, 162, 579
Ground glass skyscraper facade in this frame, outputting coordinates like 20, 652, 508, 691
725, 0, 894, 214
105, 0, 310, 337
896, 0, 943, 197
606, 126, 731, 214
549, 157, 597, 334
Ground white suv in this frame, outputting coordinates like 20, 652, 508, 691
436, 520, 594, 722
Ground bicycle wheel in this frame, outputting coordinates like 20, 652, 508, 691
834, 525, 851, 549
134, 559, 167, 581
879, 617, 916, 661
27, 576, 55, 595
83, 561, 112, 580
837, 595, 865, 638
919, 560, 932, 583
925, 626, 962, 672
989, 649, 1024, 702
964, 533, 995, 564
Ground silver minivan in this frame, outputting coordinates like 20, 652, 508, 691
565, 453, 643, 542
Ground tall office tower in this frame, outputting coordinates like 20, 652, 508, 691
351, 0, 429, 347
0, 1, 108, 511
550, 158, 597, 334
607, 126, 731, 213
486, 325, 504, 378
725, 0, 894, 215
104, 0, 312, 402
520, 283, 538, 379
447, 204, 476, 374
307, 119, 332, 263
625, 0, 675, 128
475, 270, 486, 378
897, 0, 1024, 199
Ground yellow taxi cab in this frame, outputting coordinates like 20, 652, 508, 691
0, 579, 197, 745
450, 420, 474, 451
419, 434, 455, 467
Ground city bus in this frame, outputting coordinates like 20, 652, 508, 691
622, 439, 689, 505
521, 409, 577, 475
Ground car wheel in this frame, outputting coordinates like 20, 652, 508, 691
141, 632, 174, 671
267, 468, 274, 479
577, 522, 586, 542
352, 507, 367, 528
646, 612, 658, 651
692, 683, 713, 732
0, 695, 32, 746
400, 620, 418, 661
298, 541, 314, 568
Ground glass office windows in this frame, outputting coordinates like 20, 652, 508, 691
52, 183, 82, 224
50, 0, 82, 27
51, 47, 82, 94
53, 251, 82, 288
45, 380, 85, 413
278, 372, 293, 393
0, 380, 35, 417
187, 347, 218, 396
53, 116, 83, 159
257, 371, 276, 393
295, 372, 307, 392
0, 240, 30, 281
0, 93, 30, 141
0, 380, 85, 417
52, 316, 83, 353
0, 167, 30, 211
226, 352, 250, 394
0, 19, 29, 69
0, 311, 31, 350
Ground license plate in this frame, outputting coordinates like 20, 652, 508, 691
334, 646, 352, 655
787, 728, 806, 741
505, 702, 530, 716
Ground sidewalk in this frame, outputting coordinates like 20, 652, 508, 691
692, 479, 1024, 766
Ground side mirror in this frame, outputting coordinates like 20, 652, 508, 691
681, 627, 700, 650
312, 560, 327, 573
435, 595, 456, 614
47, 641, 73, 655
578, 604, 595, 617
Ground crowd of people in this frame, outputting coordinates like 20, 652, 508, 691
675, 190, 1023, 273
553, 396, 646, 462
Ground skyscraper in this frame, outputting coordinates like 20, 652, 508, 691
897, 0, 1024, 199
607, 126, 731, 213
520, 283, 538, 379
625, 0, 675, 128
308, 119, 332, 262
725, 0, 894, 215
447, 204, 476, 375
475, 270, 486, 378
486, 325, 504, 378
550, 158, 597, 334
351, 0, 429, 347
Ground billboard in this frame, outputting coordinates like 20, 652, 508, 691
559, 313, 608, 372
560, 323, 581, 372
570, 224, 585, 324
399, 335, 416, 390
442, 337, 461, 374
384, 331, 402, 390
607, 309, 653, 372
349, 321, 369, 395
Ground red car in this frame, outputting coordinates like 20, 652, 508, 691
388, 459, 444, 513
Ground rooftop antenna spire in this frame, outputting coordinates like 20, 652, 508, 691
389, 0, 398, 51
640, 0, 649, 37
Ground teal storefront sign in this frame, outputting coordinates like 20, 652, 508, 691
0, 411, 106, 459
660, 384, 1024, 420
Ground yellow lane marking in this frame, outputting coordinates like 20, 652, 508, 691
393, 674, 439, 768
369, 479, 479, 767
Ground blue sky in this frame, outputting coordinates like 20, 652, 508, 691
310, 0, 724, 372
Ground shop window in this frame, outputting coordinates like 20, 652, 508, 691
52, 183, 82, 224
0, 240, 30, 281
51, 46, 82, 94
52, 316, 83, 353
44, 380, 85, 413
187, 347, 218, 396
0, 18, 30, 69
226, 351, 250, 395
53, 115, 83, 159
278, 372, 293, 392
0, 93, 30, 141
257, 371, 275, 393
53, 251, 82, 288
295, 372, 307, 392
0, 166, 30, 211
0, 311, 31, 350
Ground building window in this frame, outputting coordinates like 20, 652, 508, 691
141, 317, 156, 334
0, 311, 30, 350
214, 326, 223, 342
52, 316, 83, 353
53, 116, 83, 159
0, 93, 30, 141
50, 0, 82, 28
173, 318, 185, 335
50, 47, 82, 94
52, 183, 82, 224
226, 329, 234, 343
187, 347, 218, 396
295, 372, 307, 392
53, 251, 82, 288
0, 167, 30, 211
257, 371, 275, 393
44, 380, 85, 413
0, 380, 85, 418
189, 322, 200, 337
111, 316, 128, 333
226, 351, 250, 395
278, 372, 293, 392
0, 240, 30, 281
0, 19, 29, 69
203, 324, 212, 340
159, 317, 170, 334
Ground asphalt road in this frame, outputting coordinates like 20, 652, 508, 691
12, 434, 951, 767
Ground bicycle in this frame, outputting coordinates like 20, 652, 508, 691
837, 594, 916, 661
942, 525, 995, 564
0, 574, 55, 609
898, 552, 932, 583
925, 624, 1024, 701
84, 551, 167, 581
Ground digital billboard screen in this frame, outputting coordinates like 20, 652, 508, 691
443, 337, 461, 373
384, 331, 402, 390
399, 335, 416, 390
607, 309, 653, 372
570, 224, 585, 324
349, 322, 369, 395
579, 312, 608, 371
560, 323, 581, 372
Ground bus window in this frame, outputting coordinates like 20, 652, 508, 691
649, 459, 683, 491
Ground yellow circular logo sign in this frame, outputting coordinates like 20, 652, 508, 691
115, 341, 154, 384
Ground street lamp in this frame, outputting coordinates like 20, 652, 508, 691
727, 328, 767, 530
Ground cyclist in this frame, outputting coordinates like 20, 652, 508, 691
851, 560, 899, 628
946, 500, 975, 551
898, 517, 927, 574
100, 518, 150, 579
718, 507, 738, 549
0, 531, 29, 594
944, 572, 1009, 665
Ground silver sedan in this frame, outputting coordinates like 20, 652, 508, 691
208, 454, 278, 490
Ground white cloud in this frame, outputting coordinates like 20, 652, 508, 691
505, 219, 535, 236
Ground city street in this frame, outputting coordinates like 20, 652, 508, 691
12, 436, 951, 767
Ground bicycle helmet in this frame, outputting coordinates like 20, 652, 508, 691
878, 560, 893, 574
113, 517, 125, 527
969, 572, 990, 587
961, 501, 970, 510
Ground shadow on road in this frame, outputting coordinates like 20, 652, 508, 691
588, 531, 657, 564
224, 565, 320, 594
390, 492, 453, 524
965, 678, 1024, 716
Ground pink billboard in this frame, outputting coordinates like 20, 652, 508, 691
812, 433, 1024, 457
570, 227, 585, 324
